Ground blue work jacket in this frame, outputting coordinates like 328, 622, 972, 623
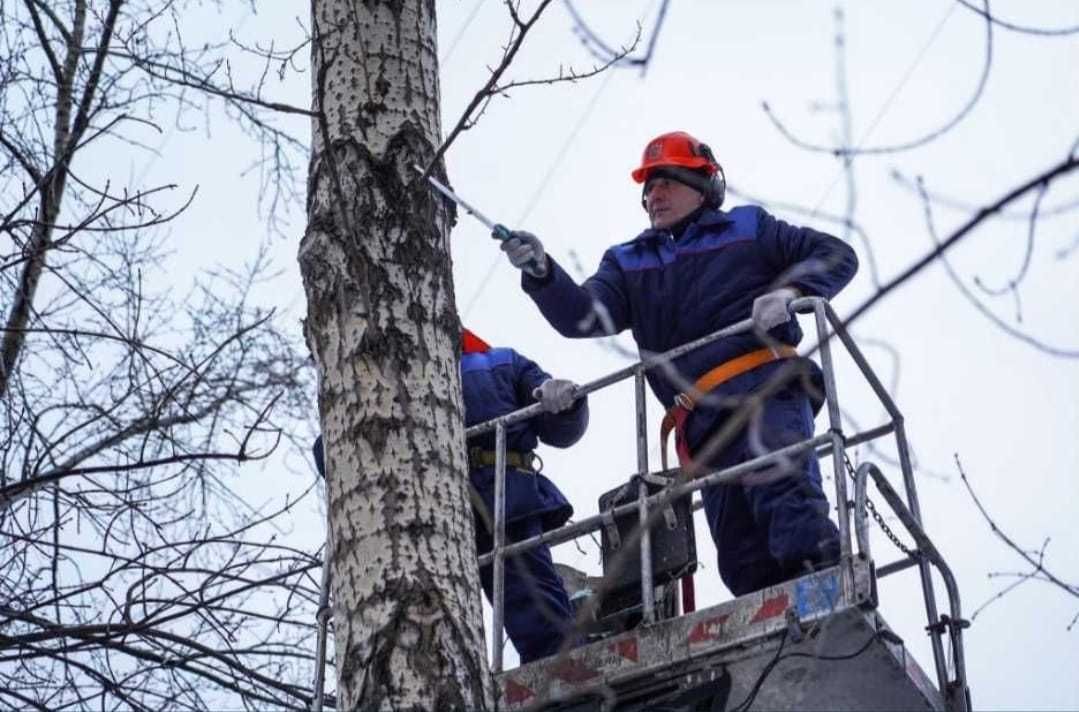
463, 347, 588, 532
522, 205, 858, 410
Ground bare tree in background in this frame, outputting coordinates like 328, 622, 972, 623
0, 0, 624, 706
0, 1, 322, 708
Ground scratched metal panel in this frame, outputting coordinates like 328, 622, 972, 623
498, 562, 873, 710
728, 607, 943, 712
876, 613, 943, 708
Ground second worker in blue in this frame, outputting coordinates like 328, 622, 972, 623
459, 327, 588, 664
313, 327, 588, 663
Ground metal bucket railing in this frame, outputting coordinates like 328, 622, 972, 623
309, 297, 970, 712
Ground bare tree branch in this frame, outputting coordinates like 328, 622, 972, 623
419, 0, 566, 179
840, 148, 1079, 334
564, 0, 670, 76
953, 0, 1079, 36
913, 170, 1079, 357
764, 1, 991, 157
955, 454, 1078, 625
0, 3, 318, 706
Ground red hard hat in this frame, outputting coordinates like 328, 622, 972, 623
631, 131, 718, 184
461, 328, 490, 354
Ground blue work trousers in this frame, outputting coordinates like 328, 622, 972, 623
688, 382, 840, 596
475, 517, 575, 664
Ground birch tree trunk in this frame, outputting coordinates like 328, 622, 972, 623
300, 1, 494, 710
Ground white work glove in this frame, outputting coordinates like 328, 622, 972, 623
500, 230, 548, 279
751, 287, 801, 332
532, 378, 578, 414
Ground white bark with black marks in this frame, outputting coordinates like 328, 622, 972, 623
301, 1, 494, 710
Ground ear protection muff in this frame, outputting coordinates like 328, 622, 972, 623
696, 143, 726, 209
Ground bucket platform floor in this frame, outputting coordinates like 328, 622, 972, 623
496, 559, 942, 711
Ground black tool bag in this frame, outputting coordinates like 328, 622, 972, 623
597, 472, 698, 623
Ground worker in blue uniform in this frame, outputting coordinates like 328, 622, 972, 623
312, 328, 588, 663
498, 131, 859, 596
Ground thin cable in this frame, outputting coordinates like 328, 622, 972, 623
844, 3, 960, 151
808, 2, 960, 214
441, 0, 487, 65
516, 71, 617, 225
731, 628, 788, 712
461, 69, 616, 319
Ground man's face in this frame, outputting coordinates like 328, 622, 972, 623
643, 175, 705, 230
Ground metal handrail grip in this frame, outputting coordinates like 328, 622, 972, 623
854, 462, 971, 712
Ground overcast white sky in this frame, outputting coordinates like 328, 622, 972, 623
139, 1, 1079, 708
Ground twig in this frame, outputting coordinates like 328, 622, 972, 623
764, 0, 990, 157
955, 454, 1078, 618
953, 0, 1079, 36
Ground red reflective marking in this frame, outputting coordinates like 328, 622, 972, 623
750, 592, 790, 623
687, 613, 731, 644
504, 678, 535, 705
610, 637, 639, 662
550, 657, 600, 683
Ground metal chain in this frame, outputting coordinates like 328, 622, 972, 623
843, 453, 916, 558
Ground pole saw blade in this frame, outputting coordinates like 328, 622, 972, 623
412, 164, 511, 240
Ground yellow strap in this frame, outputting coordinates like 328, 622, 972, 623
467, 448, 536, 472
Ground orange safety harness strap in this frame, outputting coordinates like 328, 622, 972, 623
659, 345, 798, 472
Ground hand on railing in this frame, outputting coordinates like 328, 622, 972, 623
533, 378, 579, 413
751, 287, 802, 331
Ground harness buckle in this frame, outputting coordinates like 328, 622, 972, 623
674, 392, 695, 411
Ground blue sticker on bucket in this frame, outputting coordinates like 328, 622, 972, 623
795, 571, 840, 617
